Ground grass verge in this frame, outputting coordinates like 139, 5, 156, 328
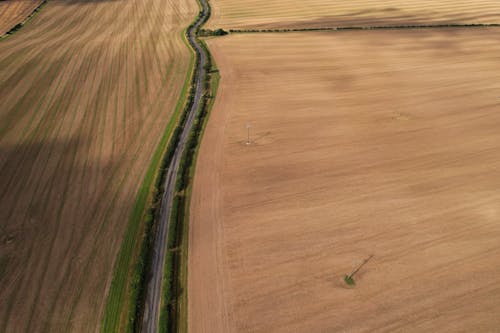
101, 28, 195, 333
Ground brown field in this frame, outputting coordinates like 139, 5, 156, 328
189, 30, 500, 332
0, 0, 43, 36
207, 0, 500, 29
0, 0, 196, 331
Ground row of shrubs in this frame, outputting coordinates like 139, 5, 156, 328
127, 80, 197, 332
126, 7, 209, 332
229, 22, 500, 34
198, 28, 228, 37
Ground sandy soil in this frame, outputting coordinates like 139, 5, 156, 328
189, 30, 500, 332
207, 0, 500, 29
0, 0, 196, 331
0, 0, 43, 35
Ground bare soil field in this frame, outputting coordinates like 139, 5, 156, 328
189, 30, 500, 332
0, 0, 196, 331
0, 0, 43, 35
207, 0, 500, 29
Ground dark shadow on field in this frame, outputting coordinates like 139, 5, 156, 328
0, 131, 137, 330
0, 132, 120, 275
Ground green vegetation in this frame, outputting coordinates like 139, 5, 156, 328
0, 0, 47, 40
101, 29, 196, 333
158, 33, 219, 333
198, 28, 228, 37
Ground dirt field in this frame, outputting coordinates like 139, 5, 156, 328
207, 0, 500, 29
0, 0, 196, 331
189, 30, 500, 332
0, 0, 43, 35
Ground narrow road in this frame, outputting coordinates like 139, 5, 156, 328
142, 0, 209, 331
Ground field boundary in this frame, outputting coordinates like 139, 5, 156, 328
228, 23, 500, 34
0, 0, 46, 40
101, 26, 196, 333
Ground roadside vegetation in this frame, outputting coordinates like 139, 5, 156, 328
198, 28, 228, 36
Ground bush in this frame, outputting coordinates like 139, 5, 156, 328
197, 28, 228, 37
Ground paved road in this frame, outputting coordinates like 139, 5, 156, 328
141, 0, 209, 331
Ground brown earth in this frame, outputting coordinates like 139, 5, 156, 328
189, 30, 500, 332
0, 0, 43, 36
0, 0, 196, 331
207, 0, 500, 29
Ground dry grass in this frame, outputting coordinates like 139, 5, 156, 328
189, 30, 500, 332
0, 0, 197, 331
0, 0, 43, 35
207, 0, 500, 29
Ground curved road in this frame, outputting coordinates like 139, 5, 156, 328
142, 0, 209, 331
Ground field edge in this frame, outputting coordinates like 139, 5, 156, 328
158, 35, 220, 332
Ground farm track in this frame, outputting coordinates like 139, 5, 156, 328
0, 0, 197, 332
141, 0, 210, 331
